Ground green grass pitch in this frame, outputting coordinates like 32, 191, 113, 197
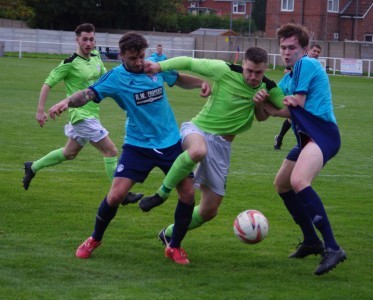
0, 57, 372, 299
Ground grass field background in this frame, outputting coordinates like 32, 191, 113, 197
0, 57, 372, 299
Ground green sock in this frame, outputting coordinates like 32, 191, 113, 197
32, 148, 67, 173
157, 151, 196, 200
165, 205, 205, 237
104, 156, 117, 182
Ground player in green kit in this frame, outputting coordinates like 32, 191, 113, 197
141, 47, 285, 246
22, 23, 142, 204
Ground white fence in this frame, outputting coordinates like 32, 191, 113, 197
0, 39, 372, 77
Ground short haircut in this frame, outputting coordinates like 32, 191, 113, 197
119, 32, 149, 54
277, 23, 310, 48
309, 42, 321, 50
75, 23, 95, 36
244, 47, 268, 64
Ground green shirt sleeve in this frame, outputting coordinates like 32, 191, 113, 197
159, 56, 229, 81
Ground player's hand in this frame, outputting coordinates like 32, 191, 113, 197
200, 81, 211, 98
283, 95, 298, 107
253, 89, 269, 105
144, 60, 161, 74
36, 111, 48, 127
48, 100, 69, 120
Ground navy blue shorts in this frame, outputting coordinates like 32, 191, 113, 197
114, 142, 183, 183
287, 106, 341, 165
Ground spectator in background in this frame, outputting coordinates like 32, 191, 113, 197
149, 44, 167, 62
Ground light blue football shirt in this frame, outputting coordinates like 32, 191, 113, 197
90, 64, 181, 148
279, 55, 337, 124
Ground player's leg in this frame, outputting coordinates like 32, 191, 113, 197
90, 135, 118, 180
292, 142, 346, 274
161, 185, 223, 244
76, 177, 135, 259
161, 132, 228, 244
22, 137, 81, 190
291, 142, 339, 250
76, 144, 145, 259
159, 131, 206, 199
141, 122, 207, 209
90, 128, 143, 204
165, 177, 195, 264
274, 118, 291, 150
275, 148, 323, 258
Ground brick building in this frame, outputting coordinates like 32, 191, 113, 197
265, 0, 373, 42
183, 0, 255, 19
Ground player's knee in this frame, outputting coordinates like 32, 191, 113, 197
105, 146, 118, 157
177, 186, 195, 205
290, 176, 308, 193
188, 146, 207, 162
63, 151, 78, 160
106, 193, 123, 206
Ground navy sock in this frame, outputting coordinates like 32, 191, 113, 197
279, 119, 291, 137
297, 186, 339, 250
279, 190, 320, 245
170, 199, 194, 248
92, 197, 118, 241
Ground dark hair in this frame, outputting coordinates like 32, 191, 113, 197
309, 42, 321, 50
74, 23, 95, 36
244, 47, 268, 64
119, 32, 149, 54
277, 23, 310, 48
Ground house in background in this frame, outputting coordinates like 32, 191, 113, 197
190, 28, 238, 36
265, 0, 373, 42
183, 0, 255, 20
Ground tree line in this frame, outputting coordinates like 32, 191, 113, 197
0, 0, 266, 35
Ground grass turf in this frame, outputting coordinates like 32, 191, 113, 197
0, 57, 372, 299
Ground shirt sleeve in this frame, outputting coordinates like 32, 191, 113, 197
44, 60, 70, 88
159, 56, 228, 81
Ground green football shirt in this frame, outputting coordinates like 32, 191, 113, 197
44, 51, 107, 124
160, 57, 284, 135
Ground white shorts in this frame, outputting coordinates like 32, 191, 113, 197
180, 122, 231, 196
64, 118, 109, 147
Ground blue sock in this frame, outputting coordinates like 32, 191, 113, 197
297, 186, 339, 250
279, 190, 320, 245
170, 199, 194, 248
92, 197, 118, 241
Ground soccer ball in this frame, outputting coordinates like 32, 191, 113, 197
233, 210, 269, 244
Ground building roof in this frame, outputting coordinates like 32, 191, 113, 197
189, 28, 238, 36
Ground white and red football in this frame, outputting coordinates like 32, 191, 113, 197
233, 210, 269, 244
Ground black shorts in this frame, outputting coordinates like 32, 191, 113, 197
114, 142, 183, 183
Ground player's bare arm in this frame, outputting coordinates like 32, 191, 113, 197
175, 74, 211, 97
36, 84, 51, 127
48, 88, 96, 119
253, 89, 271, 121
263, 102, 290, 118
254, 100, 270, 121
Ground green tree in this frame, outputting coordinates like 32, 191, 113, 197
24, 0, 184, 31
0, 0, 34, 20
252, 0, 266, 31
